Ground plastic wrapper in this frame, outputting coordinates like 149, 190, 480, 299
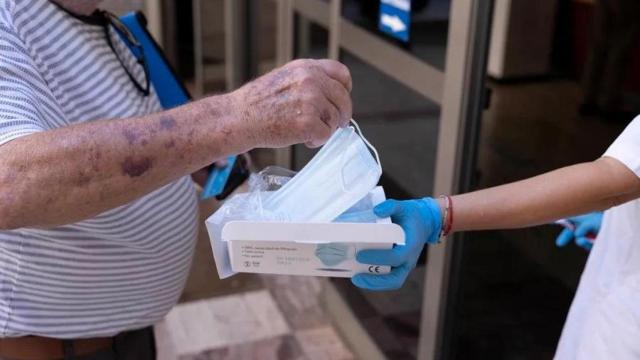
247, 166, 296, 192
210, 166, 296, 228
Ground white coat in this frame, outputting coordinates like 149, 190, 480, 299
555, 116, 640, 359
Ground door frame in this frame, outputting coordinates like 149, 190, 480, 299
420, 1, 493, 358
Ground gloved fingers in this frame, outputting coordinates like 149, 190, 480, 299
574, 222, 597, 238
356, 245, 408, 267
351, 264, 411, 291
555, 228, 575, 247
373, 199, 402, 218
575, 237, 593, 251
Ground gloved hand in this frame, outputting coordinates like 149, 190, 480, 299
555, 212, 603, 251
352, 198, 442, 291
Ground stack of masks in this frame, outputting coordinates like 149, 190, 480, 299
207, 119, 383, 278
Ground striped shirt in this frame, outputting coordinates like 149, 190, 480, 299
0, 0, 198, 337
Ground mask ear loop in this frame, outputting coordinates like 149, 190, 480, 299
350, 119, 382, 171
339, 119, 383, 193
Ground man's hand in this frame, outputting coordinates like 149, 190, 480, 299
230, 59, 353, 149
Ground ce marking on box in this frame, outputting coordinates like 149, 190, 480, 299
368, 265, 382, 274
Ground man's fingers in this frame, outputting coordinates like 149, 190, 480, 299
304, 115, 332, 148
314, 97, 341, 132
322, 77, 352, 128
315, 59, 352, 92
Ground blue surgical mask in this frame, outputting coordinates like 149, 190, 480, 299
334, 209, 378, 223
315, 243, 353, 266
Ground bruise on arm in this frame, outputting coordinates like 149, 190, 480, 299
0, 93, 242, 229
121, 156, 153, 178
116, 114, 181, 179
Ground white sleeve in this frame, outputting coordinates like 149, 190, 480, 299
603, 115, 640, 178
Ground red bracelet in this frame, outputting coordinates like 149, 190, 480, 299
443, 195, 454, 237
438, 195, 453, 242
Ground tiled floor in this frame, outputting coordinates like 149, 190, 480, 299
155, 285, 354, 360
153, 192, 354, 360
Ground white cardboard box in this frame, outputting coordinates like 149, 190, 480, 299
206, 187, 405, 279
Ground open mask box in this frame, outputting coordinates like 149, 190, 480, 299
205, 121, 405, 279
206, 187, 405, 279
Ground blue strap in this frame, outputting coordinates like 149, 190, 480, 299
119, 12, 189, 109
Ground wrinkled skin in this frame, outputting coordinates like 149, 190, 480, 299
231, 59, 352, 148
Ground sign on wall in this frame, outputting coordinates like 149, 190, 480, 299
378, 0, 411, 42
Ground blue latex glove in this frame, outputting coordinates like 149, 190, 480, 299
352, 198, 442, 291
555, 212, 603, 251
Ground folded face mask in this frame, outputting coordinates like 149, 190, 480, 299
334, 209, 379, 223
314, 243, 354, 266
263, 120, 382, 222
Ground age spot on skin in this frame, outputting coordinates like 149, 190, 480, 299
75, 171, 92, 186
159, 115, 177, 131
122, 128, 142, 145
121, 156, 153, 178
2, 169, 18, 183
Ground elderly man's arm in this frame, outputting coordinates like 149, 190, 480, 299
0, 59, 353, 229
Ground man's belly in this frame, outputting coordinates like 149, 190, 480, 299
0, 176, 199, 338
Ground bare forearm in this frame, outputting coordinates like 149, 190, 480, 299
450, 157, 640, 232
0, 59, 355, 229
0, 95, 248, 229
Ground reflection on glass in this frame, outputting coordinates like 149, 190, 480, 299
341, 0, 450, 69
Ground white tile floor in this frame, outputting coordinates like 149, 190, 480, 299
294, 327, 354, 360
155, 287, 354, 360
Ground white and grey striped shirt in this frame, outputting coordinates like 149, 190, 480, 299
0, 0, 198, 337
